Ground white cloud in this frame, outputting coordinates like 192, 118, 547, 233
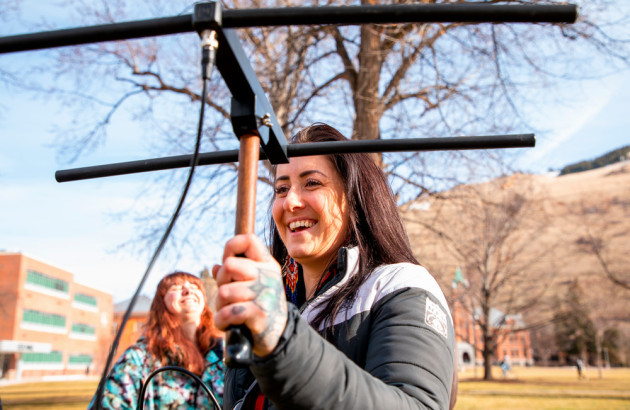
517, 74, 628, 171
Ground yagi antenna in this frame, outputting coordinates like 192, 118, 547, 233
0, 0, 577, 373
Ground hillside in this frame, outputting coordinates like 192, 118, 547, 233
401, 161, 630, 363
559, 145, 630, 175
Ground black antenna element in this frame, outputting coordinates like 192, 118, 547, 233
55, 134, 536, 183
0, 4, 577, 54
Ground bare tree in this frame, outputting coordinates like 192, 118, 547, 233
553, 277, 629, 377
573, 200, 630, 290
402, 174, 559, 379
0, 0, 22, 87
2, 0, 629, 258
560, 190, 630, 377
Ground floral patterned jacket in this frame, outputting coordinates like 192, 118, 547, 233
89, 338, 224, 409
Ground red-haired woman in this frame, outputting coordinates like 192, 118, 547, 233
90, 271, 224, 409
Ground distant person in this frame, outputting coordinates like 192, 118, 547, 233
500, 355, 512, 379
89, 271, 225, 409
576, 358, 584, 380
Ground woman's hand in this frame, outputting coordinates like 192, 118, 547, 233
212, 233, 288, 357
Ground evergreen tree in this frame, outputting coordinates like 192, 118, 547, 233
553, 281, 597, 362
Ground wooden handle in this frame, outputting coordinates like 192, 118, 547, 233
235, 132, 260, 235
226, 131, 260, 368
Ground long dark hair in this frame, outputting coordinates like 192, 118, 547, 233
268, 123, 419, 330
144, 271, 222, 375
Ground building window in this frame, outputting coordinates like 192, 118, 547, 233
25, 270, 69, 299
71, 323, 95, 335
21, 351, 64, 370
22, 351, 63, 363
73, 292, 98, 311
70, 322, 97, 340
68, 354, 93, 365
74, 292, 97, 306
21, 309, 66, 334
26, 270, 68, 292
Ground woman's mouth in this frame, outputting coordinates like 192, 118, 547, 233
289, 220, 315, 233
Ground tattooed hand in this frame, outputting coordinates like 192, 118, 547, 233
212, 234, 288, 357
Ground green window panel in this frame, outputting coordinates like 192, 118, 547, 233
68, 354, 93, 364
26, 270, 69, 293
22, 309, 66, 327
22, 351, 63, 363
71, 323, 96, 335
74, 292, 97, 306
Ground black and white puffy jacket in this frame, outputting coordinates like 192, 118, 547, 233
224, 247, 456, 410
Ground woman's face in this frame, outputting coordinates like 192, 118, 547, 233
272, 155, 350, 268
163, 279, 205, 323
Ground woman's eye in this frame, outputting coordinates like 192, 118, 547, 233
274, 186, 289, 196
305, 179, 322, 188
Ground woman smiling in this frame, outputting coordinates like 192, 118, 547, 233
272, 155, 350, 295
90, 271, 225, 409
214, 124, 456, 409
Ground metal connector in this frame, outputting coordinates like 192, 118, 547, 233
257, 113, 272, 128
192, 1, 223, 32
199, 30, 218, 80
200, 29, 218, 50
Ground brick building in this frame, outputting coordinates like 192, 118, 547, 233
111, 295, 153, 358
451, 268, 533, 368
0, 252, 113, 380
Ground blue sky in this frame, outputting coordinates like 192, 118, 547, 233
1, 2, 629, 302
515, 72, 630, 172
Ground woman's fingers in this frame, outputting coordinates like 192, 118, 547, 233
213, 234, 288, 357
214, 301, 249, 329
221, 233, 273, 263
214, 256, 260, 286
214, 263, 285, 323
240, 264, 288, 356
215, 279, 256, 306
213, 275, 285, 347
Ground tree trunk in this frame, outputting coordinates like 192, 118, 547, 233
353, 24, 381, 142
352, 0, 385, 165
482, 302, 494, 380
596, 330, 603, 379
483, 333, 493, 381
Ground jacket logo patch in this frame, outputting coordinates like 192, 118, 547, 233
425, 298, 448, 338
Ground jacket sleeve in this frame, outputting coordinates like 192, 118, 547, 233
250, 288, 455, 410
88, 346, 148, 410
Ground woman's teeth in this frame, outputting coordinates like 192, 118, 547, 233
289, 220, 315, 232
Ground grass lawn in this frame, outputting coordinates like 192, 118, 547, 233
455, 365, 630, 409
0, 378, 98, 410
0, 366, 628, 409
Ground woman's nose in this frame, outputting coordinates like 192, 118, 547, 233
284, 187, 303, 212
181, 283, 191, 295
